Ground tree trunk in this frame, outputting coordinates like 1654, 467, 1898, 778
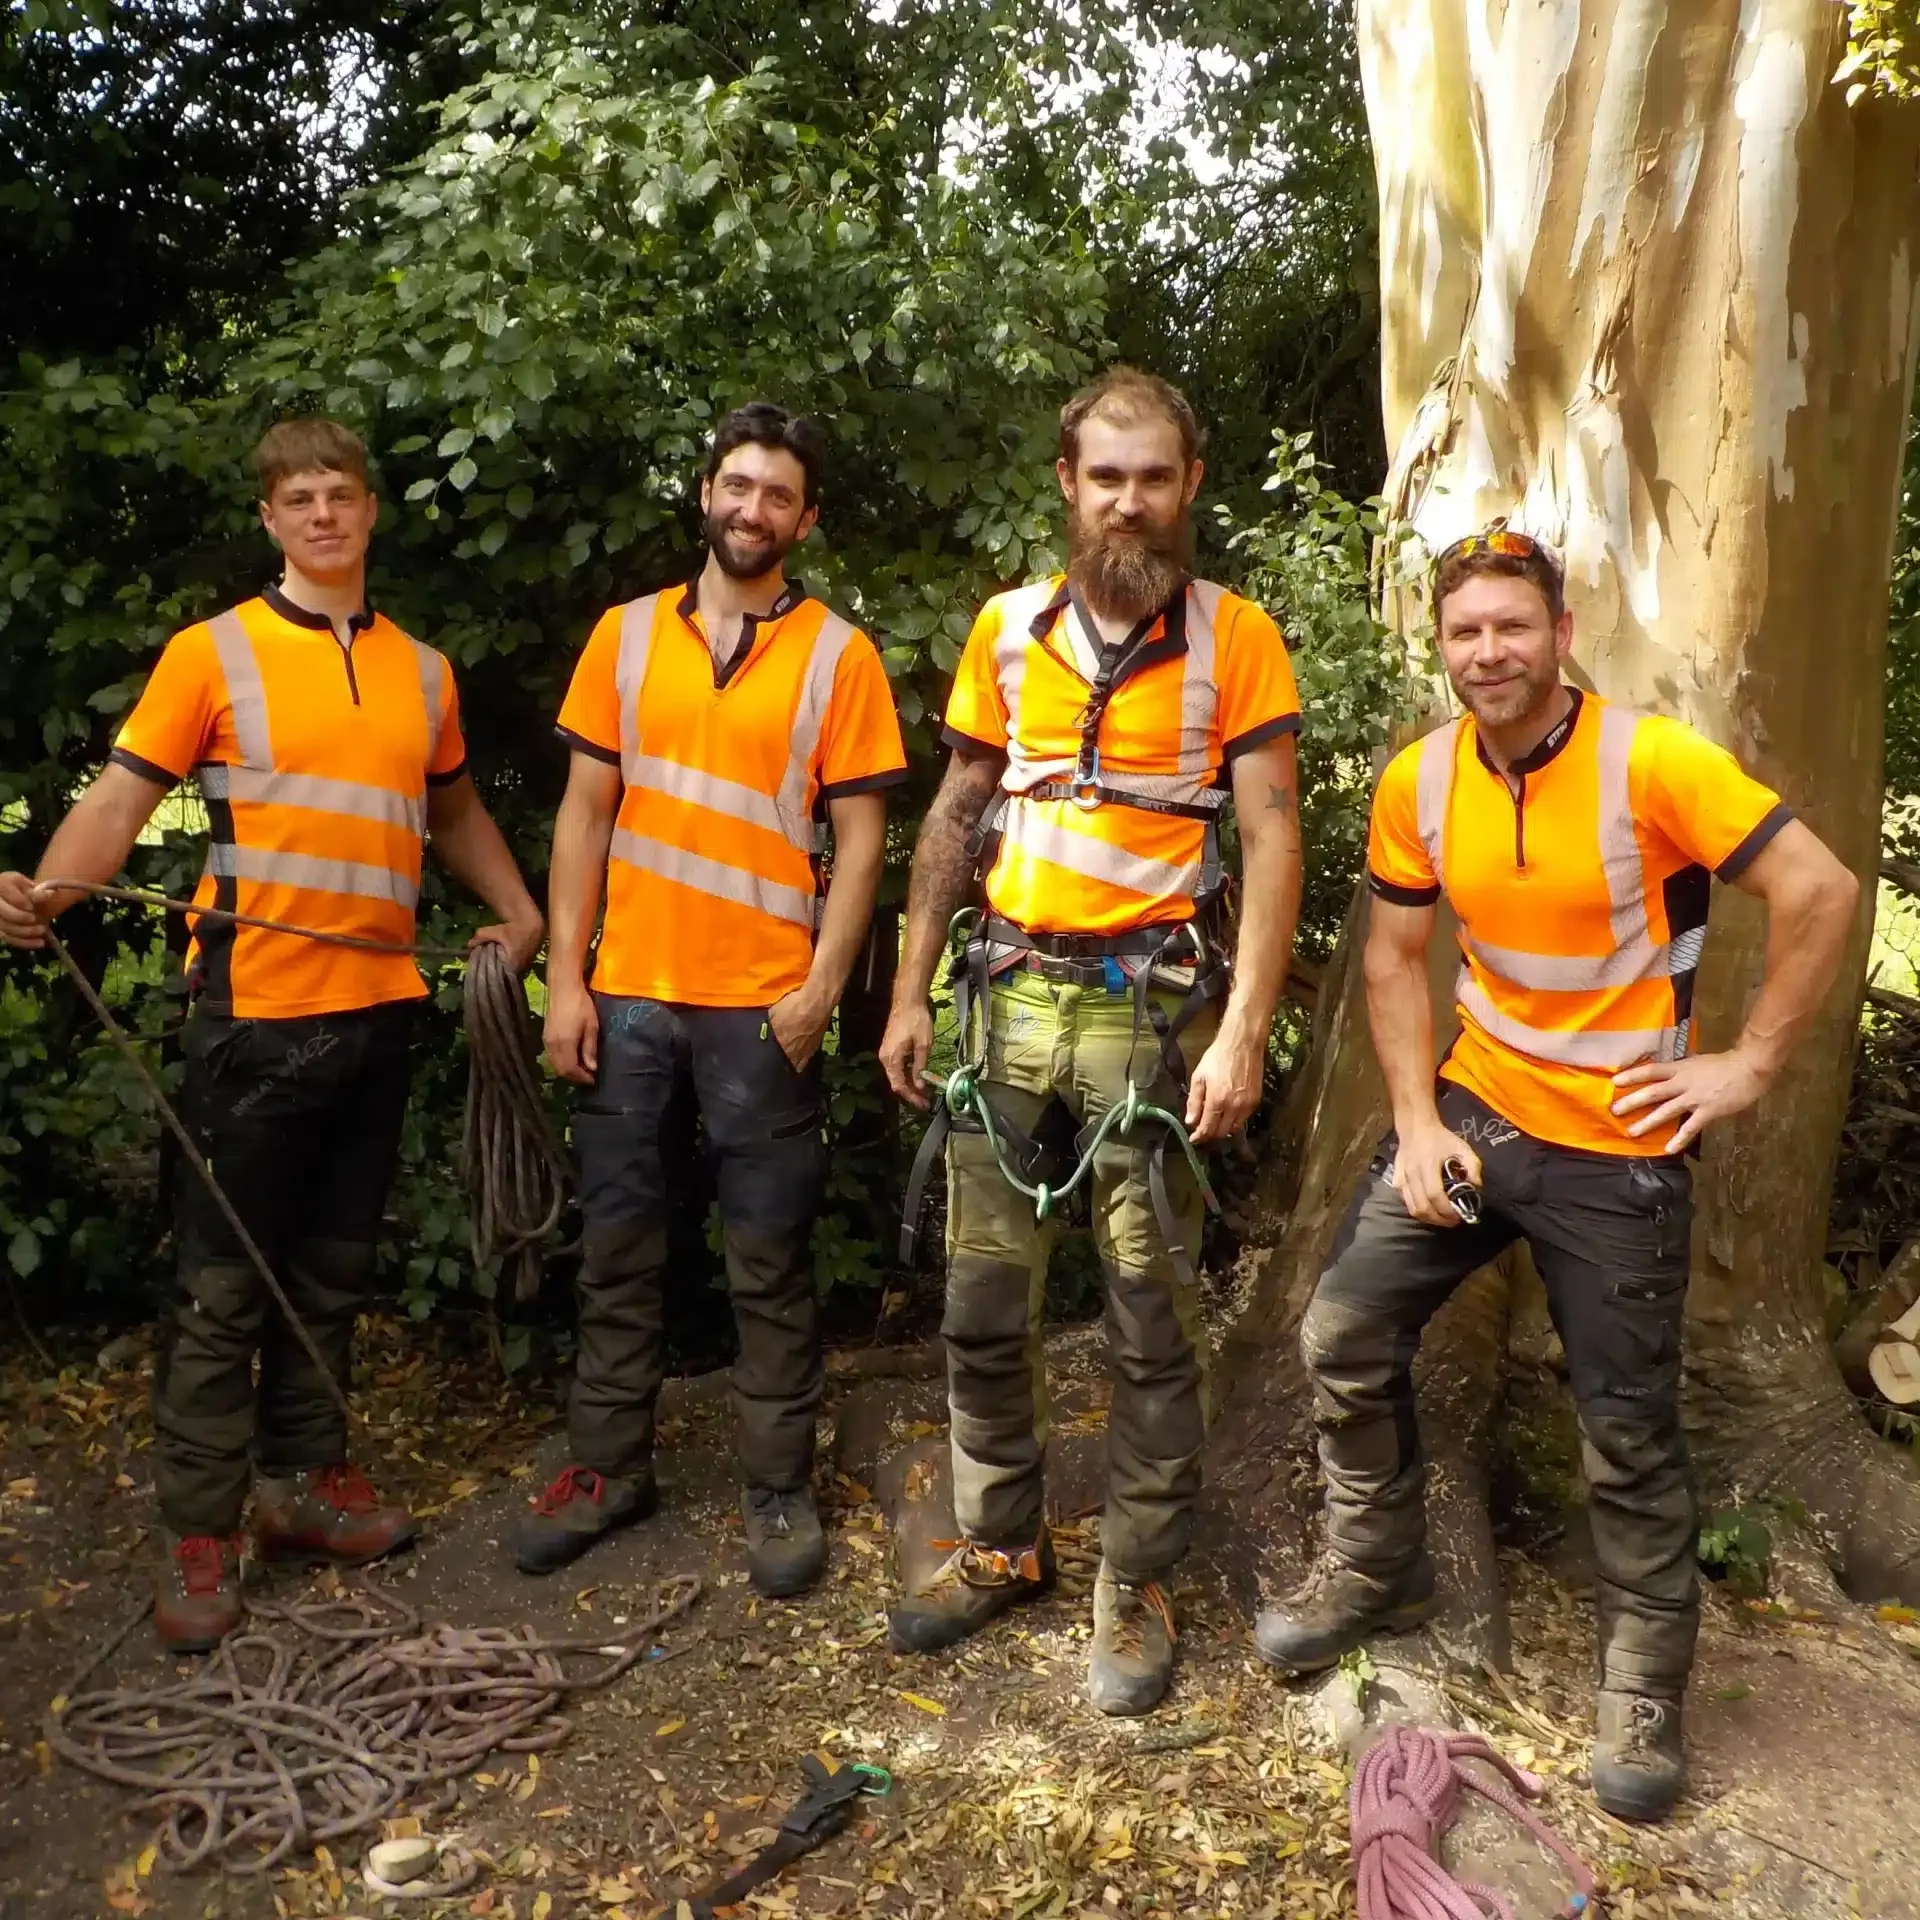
1219, 0, 1920, 1611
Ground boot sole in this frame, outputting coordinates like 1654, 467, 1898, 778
1253, 1593, 1438, 1675
156, 1622, 240, 1655
749, 1548, 828, 1599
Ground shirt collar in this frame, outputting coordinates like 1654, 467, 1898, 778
1473, 685, 1584, 777
263, 582, 374, 636
1028, 575, 1190, 668
674, 576, 809, 630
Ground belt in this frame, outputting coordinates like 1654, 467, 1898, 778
982, 914, 1192, 959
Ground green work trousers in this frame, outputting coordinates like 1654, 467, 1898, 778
943, 965, 1215, 1580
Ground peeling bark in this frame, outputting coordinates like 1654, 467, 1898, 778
1223, 2, 1920, 1608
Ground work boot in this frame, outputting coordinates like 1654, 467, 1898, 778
743, 1485, 827, 1598
510, 1464, 658, 1575
1591, 1689, 1685, 1822
1088, 1563, 1178, 1717
888, 1532, 1057, 1654
254, 1463, 419, 1567
1252, 1552, 1437, 1674
154, 1533, 245, 1653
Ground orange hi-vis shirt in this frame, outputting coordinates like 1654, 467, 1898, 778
557, 581, 908, 1006
943, 577, 1301, 936
1367, 689, 1794, 1155
111, 587, 467, 1020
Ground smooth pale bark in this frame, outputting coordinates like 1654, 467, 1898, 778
1219, 1, 1920, 1610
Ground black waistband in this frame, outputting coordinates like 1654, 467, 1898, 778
982, 915, 1197, 959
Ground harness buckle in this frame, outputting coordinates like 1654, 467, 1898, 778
1071, 747, 1103, 810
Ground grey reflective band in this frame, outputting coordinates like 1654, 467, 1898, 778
608, 828, 818, 928
1462, 933, 1671, 993
614, 593, 663, 786
1594, 705, 1650, 950
197, 763, 425, 835
1179, 581, 1224, 779
202, 843, 419, 909
1456, 971, 1683, 1070
774, 610, 857, 849
997, 805, 1203, 899
208, 608, 273, 767
627, 754, 786, 841
996, 581, 1056, 790
412, 641, 449, 758
1413, 719, 1460, 892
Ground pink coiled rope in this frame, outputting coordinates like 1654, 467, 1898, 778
1350, 1726, 1597, 1920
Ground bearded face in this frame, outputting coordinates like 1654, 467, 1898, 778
1058, 411, 1200, 627
1436, 573, 1569, 733
700, 443, 814, 582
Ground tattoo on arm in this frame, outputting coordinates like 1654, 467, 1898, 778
907, 754, 1002, 931
1265, 782, 1296, 816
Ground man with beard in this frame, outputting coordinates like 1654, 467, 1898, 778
878, 367, 1303, 1713
522, 404, 907, 1592
1252, 528, 1857, 1821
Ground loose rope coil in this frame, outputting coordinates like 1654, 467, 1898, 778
46, 1575, 702, 1875
1350, 1725, 1595, 1920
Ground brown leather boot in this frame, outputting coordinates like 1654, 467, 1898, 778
254, 1464, 418, 1567
154, 1533, 245, 1652
887, 1532, 1056, 1653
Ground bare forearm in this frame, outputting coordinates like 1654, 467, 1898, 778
805, 803, 886, 1009
547, 791, 614, 985
429, 796, 540, 929
1364, 943, 1442, 1133
893, 755, 1001, 1008
34, 768, 164, 908
1736, 879, 1856, 1076
1222, 812, 1301, 1046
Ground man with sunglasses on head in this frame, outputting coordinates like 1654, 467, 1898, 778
1252, 527, 1858, 1822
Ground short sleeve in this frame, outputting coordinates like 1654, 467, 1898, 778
1634, 715, 1792, 879
818, 630, 910, 799
111, 626, 220, 786
555, 607, 626, 767
427, 658, 468, 785
941, 602, 1011, 754
1216, 597, 1302, 761
1367, 746, 1442, 906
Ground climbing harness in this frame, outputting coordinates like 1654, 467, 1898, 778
675, 1752, 892, 1918
899, 903, 1228, 1290
1349, 1724, 1595, 1920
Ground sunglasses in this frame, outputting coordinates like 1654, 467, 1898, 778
1434, 528, 1548, 569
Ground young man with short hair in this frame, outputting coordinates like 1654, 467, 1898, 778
879, 367, 1305, 1714
1253, 528, 1858, 1820
0, 420, 545, 1650
524, 403, 907, 1596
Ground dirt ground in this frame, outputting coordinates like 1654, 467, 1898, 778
3, 1318, 1919, 1920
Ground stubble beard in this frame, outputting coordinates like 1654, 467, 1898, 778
1067, 505, 1192, 625
1451, 656, 1562, 733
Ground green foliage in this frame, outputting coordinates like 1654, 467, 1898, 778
1885, 418, 1920, 841
1837, 2, 1920, 103
1223, 434, 1415, 957
1696, 1505, 1774, 1599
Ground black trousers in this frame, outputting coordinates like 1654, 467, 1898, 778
152, 1001, 414, 1532
1304, 1081, 1699, 1696
570, 995, 829, 1490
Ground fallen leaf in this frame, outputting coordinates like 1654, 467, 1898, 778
655, 1719, 686, 1738
527, 1753, 540, 1776
1876, 1603, 1918, 1625
514, 1771, 538, 1800
135, 1846, 156, 1879
896, 1690, 947, 1716
469, 1890, 496, 1914
5, 1478, 35, 1498
533, 1898, 552, 1920
534, 1806, 571, 1820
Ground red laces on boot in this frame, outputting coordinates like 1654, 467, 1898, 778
174, 1534, 233, 1596
531, 1465, 603, 1516
311, 1463, 380, 1515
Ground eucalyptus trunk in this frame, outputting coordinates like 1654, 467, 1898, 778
1217, 0, 1920, 1634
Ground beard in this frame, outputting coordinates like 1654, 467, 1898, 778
1067, 505, 1192, 624
1450, 653, 1562, 731
704, 509, 794, 583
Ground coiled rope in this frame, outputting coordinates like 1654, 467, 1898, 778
46, 1575, 702, 1874
26, 881, 688, 1880
1349, 1725, 1595, 1920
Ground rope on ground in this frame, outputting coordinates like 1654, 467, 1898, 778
45, 1573, 702, 1875
1349, 1724, 1595, 1920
